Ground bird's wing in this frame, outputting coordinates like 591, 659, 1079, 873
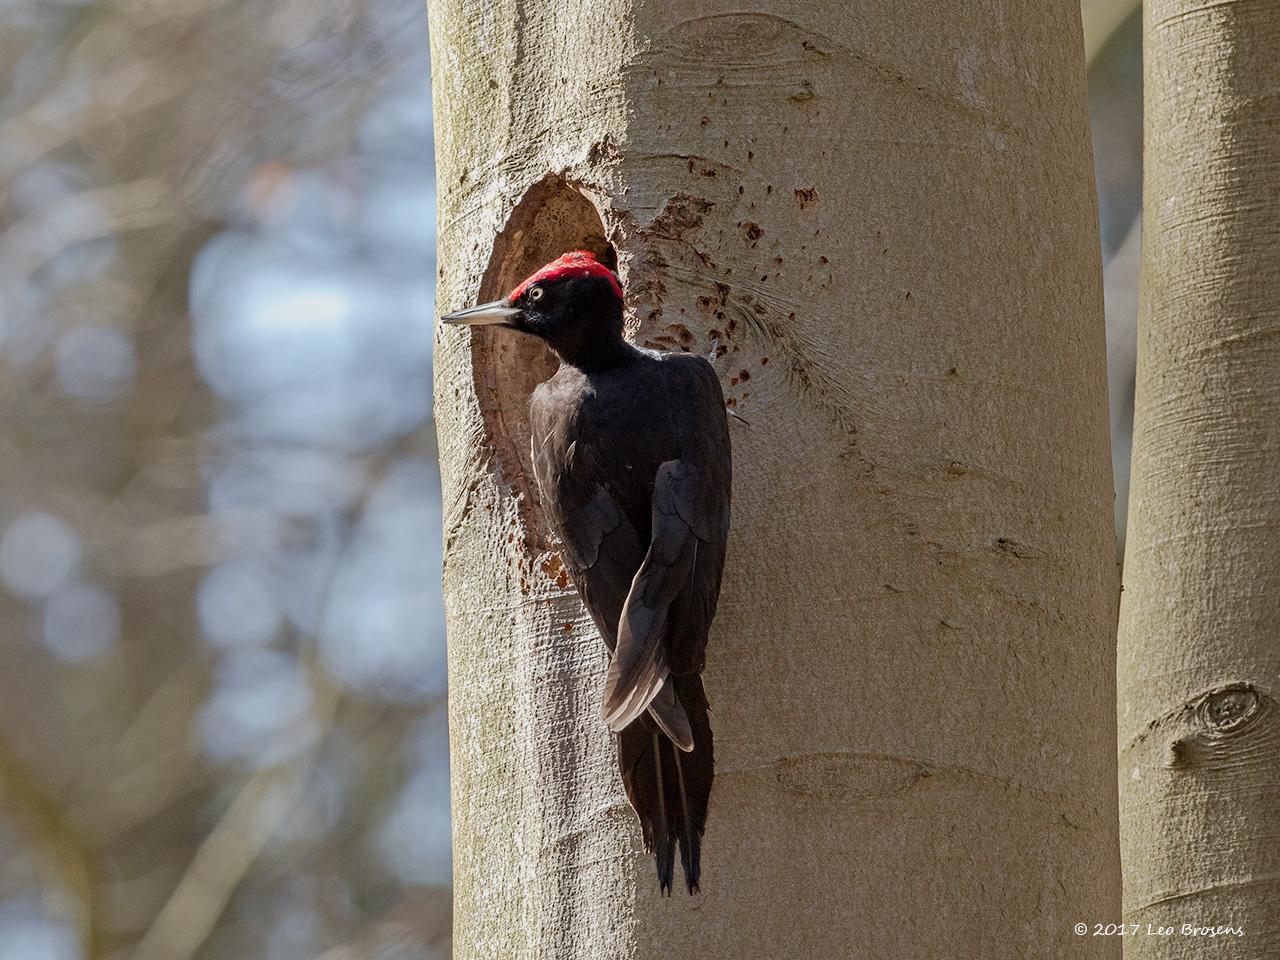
657, 355, 732, 678
556, 483, 646, 651
550, 473, 695, 749
531, 383, 646, 651
601, 459, 720, 734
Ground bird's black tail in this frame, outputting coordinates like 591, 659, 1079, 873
618, 675, 713, 895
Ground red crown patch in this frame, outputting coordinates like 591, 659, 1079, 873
509, 250, 623, 302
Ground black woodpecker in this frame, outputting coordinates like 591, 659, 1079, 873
444, 250, 732, 895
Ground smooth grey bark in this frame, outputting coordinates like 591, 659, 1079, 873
1118, 2, 1280, 956
429, 2, 1121, 957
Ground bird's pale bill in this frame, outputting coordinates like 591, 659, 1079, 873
441, 300, 521, 326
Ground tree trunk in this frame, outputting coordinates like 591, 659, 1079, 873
428, 3, 1120, 957
1118, 2, 1280, 955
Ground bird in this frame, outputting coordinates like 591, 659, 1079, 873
443, 250, 732, 895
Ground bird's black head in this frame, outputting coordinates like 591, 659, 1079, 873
443, 251, 627, 369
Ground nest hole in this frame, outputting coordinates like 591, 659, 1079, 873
470, 175, 614, 551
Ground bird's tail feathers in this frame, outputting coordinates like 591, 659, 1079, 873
618, 675, 713, 895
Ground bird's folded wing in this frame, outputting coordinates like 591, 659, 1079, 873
558, 485, 645, 652
647, 679, 694, 751
602, 460, 705, 733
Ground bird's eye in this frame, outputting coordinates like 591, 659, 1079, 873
527, 286, 544, 302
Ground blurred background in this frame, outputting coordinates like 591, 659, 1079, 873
0, 2, 1138, 958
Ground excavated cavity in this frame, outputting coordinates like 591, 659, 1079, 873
470, 175, 615, 552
